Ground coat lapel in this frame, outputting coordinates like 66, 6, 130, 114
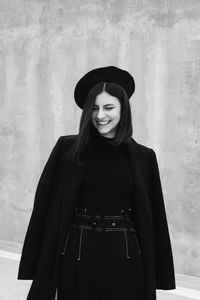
127, 138, 149, 200
127, 139, 152, 228
59, 141, 92, 232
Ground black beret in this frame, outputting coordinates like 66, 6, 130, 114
74, 66, 135, 109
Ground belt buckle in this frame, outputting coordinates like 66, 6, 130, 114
91, 214, 105, 234
90, 214, 98, 231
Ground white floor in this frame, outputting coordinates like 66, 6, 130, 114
0, 253, 31, 300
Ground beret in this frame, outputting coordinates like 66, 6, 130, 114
74, 66, 135, 109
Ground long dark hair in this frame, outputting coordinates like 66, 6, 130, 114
68, 82, 133, 166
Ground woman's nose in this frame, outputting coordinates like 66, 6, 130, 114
96, 109, 105, 119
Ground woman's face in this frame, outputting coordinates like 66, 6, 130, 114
91, 91, 121, 138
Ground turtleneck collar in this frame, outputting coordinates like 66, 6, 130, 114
92, 130, 114, 145
90, 128, 128, 150
96, 132, 115, 141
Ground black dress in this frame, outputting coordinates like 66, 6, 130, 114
57, 132, 144, 300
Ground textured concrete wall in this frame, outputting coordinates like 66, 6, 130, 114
0, 0, 200, 277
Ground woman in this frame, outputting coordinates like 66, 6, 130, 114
18, 66, 176, 300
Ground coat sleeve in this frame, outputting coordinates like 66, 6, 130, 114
17, 136, 63, 280
149, 149, 176, 290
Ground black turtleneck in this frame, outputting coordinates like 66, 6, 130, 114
76, 131, 134, 209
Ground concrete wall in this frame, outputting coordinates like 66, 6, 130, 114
0, 0, 200, 278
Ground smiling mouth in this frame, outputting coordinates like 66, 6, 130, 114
96, 121, 111, 125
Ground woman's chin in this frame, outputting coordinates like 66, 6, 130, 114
96, 128, 109, 135
97, 129, 115, 138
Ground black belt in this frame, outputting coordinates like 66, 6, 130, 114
61, 207, 136, 260
71, 224, 136, 232
74, 206, 132, 216
72, 206, 135, 233
61, 207, 137, 257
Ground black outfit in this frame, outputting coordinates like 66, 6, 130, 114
57, 132, 144, 299
18, 134, 176, 300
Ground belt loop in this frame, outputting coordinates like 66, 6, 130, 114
61, 225, 73, 255
77, 227, 83, 261
124, 229, 130, 259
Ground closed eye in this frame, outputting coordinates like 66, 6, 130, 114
92, 107, 114, 110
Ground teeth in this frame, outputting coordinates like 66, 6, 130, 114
97, 121, 110, 125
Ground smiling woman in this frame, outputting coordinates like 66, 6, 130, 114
68, 78, 133, 166
18, 66, 176, 300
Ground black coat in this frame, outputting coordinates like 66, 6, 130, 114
18, 135, 176, 300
